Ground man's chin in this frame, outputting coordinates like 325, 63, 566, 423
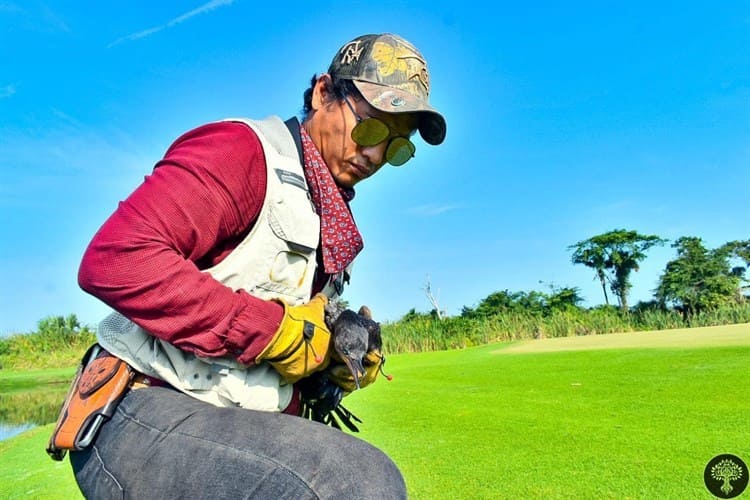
335, 171, 361, 189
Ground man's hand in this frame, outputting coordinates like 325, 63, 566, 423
255, 294, 332, 384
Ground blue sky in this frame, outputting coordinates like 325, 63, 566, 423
1, 1, 748, 335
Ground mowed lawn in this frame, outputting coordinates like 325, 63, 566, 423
2, 324, 749, 499
347, 323, 750, 499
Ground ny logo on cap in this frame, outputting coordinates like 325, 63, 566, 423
340, 40, 365, 65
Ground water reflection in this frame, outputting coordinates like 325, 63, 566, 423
0, 384, 67, 441
0, 422, 35, 441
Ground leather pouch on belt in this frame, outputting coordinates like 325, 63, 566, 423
46, 343, 134, 461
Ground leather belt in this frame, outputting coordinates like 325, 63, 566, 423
129, 372, 170, 390
130, 373, 152, 390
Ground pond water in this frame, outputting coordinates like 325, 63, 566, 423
0, 384, 67, 442
0, 422, 36, 441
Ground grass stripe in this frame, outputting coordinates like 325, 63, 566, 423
498, 322, 750, 354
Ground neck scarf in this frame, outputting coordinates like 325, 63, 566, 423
299, 126, 364, 274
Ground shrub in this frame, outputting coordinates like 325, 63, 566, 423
380, 302, 750, 354
0, 315, 96, 370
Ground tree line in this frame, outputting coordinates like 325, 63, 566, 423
2, 229, 747, 366
455, 229, 749, 320
0, 314, 96, 369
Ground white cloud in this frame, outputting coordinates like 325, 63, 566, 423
0, 3, 70, 33
0, 111, 155, 209
167, 0, 235, 27
405, 203, 461, 216
108, 26, 163, 47
0, 84, 16, 98
109, 0, 235, 48
38, 4, 70, 33
0, 2, 23, 14
50, 107, 83, 127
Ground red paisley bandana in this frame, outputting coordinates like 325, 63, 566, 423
299, 126, 364, 274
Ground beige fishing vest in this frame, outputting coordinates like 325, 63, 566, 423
96, 116, 348, 412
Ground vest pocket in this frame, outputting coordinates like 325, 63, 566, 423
268, 203, 318, 252
265, 205, 317, 295
269, 250, 309, 287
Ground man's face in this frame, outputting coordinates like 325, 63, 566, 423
306, 76, 419, 188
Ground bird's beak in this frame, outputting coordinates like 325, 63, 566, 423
342, 357, 365, 390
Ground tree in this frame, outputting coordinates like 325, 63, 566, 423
723, 239, 750, 267
400, 308, 438, 322
655, 237, 742, 316
569, 244, 610, 305
37, 314, 84, 338
568, 229, 667, 312
461, 285, 583, 318
461, 290, 518, 318
422, 275, 445, 320
721, 239, 750, 298
545, 285, 584, 311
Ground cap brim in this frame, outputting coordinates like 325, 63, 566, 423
352, 80, 446, 145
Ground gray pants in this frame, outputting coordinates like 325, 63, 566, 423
70, 387, 406, 499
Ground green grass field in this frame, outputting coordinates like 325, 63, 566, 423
2, 324, 749, 499
0, 368, 74, 393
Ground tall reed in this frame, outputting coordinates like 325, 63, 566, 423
0, 315, 96, 370
381, 303, 750, 354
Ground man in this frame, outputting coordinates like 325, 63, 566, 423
70, 33, 445, 498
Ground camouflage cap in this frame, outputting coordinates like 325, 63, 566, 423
328, 33, 446, 146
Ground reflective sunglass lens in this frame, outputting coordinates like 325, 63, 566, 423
349, 111, 416, 166
351, 119, 390, 146
386, 137, 416, 166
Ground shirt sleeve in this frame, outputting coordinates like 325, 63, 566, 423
78, 121, 284, 365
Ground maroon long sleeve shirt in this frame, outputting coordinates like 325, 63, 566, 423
79, 121, 289, 366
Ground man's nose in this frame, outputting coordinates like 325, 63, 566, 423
360, 142, 388, 167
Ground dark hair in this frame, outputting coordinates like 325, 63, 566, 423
301, 74, 360, 119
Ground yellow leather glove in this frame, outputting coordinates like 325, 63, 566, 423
256, 294, 332, 384
327, 349, 387, 393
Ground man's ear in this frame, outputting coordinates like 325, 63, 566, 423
311, 73, 334, 111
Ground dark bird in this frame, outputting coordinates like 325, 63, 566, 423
324, 302, 385, 390
298, 302, 390, 432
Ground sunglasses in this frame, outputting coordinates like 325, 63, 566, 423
343, 96, 416, 166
